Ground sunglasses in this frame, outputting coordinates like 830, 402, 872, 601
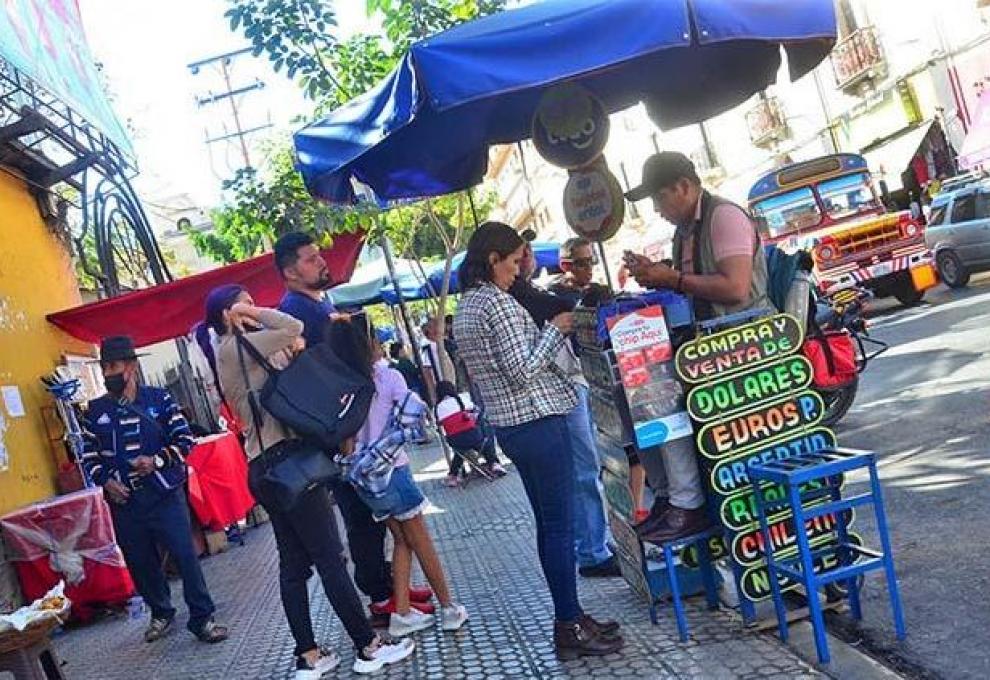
564, 256, 598, 269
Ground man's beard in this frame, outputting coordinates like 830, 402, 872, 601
311, 272, 332, 290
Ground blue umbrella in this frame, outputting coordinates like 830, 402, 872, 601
295, 0, 836, 204
330, 255, 422, 307
379, 241, 561, 305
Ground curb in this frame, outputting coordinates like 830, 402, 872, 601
785, 621, 906, 679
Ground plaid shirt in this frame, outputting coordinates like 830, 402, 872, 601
453, 282, 577, 428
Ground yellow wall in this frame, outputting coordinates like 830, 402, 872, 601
0, 170, 90, 515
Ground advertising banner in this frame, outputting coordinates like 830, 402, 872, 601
678, 313, 854, 601
0, 0, 132, 153
607, 306, 693, 448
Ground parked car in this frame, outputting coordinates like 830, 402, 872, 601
936, 170, 987, 197
925, 182, 990, 287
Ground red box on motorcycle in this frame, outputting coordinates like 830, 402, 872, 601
803, 332, 857, 389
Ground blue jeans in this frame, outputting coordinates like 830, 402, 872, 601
566, 384, 613, 568
110, 489, 216, 633
496, 416, 582, 622
354, 465, 428, 522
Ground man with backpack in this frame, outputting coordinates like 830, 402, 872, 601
273, 233, 432, 626
623, 151, 772, 544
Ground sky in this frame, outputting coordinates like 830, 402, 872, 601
77, 0, 375, 221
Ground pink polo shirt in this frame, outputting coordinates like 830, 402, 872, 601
679, 198, 755, 273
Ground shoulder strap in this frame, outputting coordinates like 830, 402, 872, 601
235, 337, 264, 438
236, 334, 278, 376
235, 335, 270, 451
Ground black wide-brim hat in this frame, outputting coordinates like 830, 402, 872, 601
95, 335, 147, 363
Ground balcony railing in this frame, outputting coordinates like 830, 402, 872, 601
831, 26, 887, 93
746, 96, 789, 148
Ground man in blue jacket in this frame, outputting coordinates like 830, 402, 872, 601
81, 336, 228, 644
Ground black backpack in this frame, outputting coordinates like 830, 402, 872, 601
236, 335, 374, 450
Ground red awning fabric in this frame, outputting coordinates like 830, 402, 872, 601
47, 231, 364, 348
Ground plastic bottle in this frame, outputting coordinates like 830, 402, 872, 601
127, 596, 144, 620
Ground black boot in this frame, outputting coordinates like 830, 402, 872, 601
580, 613, 621, 639
554, 618, 624, 660
634, 496, 671, 537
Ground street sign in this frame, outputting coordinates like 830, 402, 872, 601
696, 391, 825, 460
678, 312, 856, 602
686, 355, 814, 422
676, 313, 804, 383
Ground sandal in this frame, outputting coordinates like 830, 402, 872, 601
144, 616, 174, 643
194, 619, 230, 644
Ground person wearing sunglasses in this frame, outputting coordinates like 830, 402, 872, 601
549, 238, 612, 308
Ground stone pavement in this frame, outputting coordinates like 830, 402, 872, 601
51, 445, 823, 679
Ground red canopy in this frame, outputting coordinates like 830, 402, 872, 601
47, 231, 364, 348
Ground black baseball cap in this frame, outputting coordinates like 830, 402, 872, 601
624, 151, 700, 201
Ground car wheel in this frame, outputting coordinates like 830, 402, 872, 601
936, 250, 971, 288
893, 272, 925, 306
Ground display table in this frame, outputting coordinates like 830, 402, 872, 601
185, 433, 254, 532
0, 488, 134, 622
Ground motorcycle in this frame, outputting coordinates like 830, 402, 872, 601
811, 286, 889, 427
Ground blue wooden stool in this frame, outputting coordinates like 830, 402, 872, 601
748, 447, 906, 663
641, 525, 722, 641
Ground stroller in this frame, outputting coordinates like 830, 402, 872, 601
435, 382, 505, 487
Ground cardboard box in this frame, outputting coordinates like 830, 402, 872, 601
203, 529, 229, 556
247, 505, 269, 527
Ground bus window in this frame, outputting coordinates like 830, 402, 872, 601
751, 187, 822, 238
818, 173, 878, 219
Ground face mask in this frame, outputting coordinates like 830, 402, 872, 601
105, 373, 128, 397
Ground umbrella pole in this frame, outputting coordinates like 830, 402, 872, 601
467, 189, 480, 228
597, 241, 615, 293
380, 231, 452, 466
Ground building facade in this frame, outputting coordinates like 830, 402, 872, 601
486, 0, 990, 265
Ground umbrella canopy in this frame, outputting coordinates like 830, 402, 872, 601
295, 0, 837, 204
426, 240, 561, 296
380, 241, 562, 305
330, 255, 422, 307
47, 232, 364, 347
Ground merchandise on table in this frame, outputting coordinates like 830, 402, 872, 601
0, 488, 134, 621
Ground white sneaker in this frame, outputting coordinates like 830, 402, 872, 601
441, 603, 469, 631
388, 608, 435, 637
352, 636, 415, 674
294, 649, 340, 679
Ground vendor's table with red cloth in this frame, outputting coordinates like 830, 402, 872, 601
0, 488, 134, 621
186, 433, 255, 531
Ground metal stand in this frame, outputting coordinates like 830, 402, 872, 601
750, 448, 907, 664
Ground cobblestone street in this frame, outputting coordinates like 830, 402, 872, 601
52, 446, 822, 679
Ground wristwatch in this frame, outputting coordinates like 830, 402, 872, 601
153, 454, 166, 470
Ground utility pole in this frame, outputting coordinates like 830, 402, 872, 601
187, 48, 272, 174
813, 68, 842, 153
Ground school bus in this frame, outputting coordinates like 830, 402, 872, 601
748, 154, 937, 305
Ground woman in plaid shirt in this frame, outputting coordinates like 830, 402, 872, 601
452, 222, 624, 660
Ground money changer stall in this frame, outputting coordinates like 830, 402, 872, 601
532, 83, 903, 650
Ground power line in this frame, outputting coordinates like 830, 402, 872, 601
187, 48, 272, 175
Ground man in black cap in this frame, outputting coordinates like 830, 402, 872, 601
621, 152, 771, 544
80, 336, 228, 644
623, 151, 770, 320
